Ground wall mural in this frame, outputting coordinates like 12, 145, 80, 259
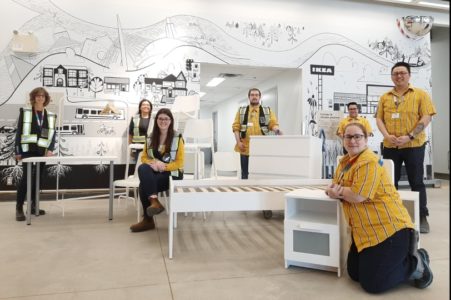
0, 0, 434, 189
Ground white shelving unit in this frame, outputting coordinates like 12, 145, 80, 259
284, 189, 349, 277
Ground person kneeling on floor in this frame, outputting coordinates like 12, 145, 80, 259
325, 123, 432, 293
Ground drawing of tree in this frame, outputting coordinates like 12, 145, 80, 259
89, 77, 104, 98
0, 130, 16, 165
0, 165, 22, 185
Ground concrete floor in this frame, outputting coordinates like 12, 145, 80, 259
0, 182, 448, 300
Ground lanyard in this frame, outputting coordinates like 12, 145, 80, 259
35, 110, 43, 128
393, 95, 404, 109
337, 150, 365, 184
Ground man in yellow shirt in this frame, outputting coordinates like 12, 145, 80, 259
376, 62, 436, 233
337, 102, 373, 154
336, 102, 373, 138
232, 88, 281, 179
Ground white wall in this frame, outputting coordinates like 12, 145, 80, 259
210, 68, 302, 152
431, 26, 450, 175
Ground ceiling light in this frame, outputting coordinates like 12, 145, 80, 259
418, 1, 449, 9
206, 77, 225, 87
392, 0, 413, 3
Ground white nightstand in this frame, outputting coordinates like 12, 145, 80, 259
284, 188, 349, 277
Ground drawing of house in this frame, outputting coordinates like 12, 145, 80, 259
144, 71, 187, 104
104, 77, 130, 93
43, 64, 88, 88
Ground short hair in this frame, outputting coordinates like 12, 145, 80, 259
391, 62, 411, 75
248, 88, 261, 98
343, 122, 368, 139
346, 102, 358, 109
29, 87, 50, 107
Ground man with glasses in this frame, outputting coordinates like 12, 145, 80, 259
375, 62, 436, 233
337, 102, 372, 154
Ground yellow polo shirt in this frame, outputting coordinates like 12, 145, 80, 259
376, 85, 436, 148
336, 116, 373, 136
334, 148, 413, 252
232, 105, 278, 156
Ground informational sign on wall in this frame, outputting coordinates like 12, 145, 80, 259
317, 110, 343, 140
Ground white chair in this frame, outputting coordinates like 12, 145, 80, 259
183, 118, 215, 180
211, 151, 240, 179
113, 151, 143, 221
172, 95, 200, 131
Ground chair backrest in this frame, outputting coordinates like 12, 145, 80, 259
183, 118, 214, 141
124, 143, 144, 178
382, 158, 394, 185
212, 151, 239, 178
132, 151, 144, 177
172, 95, 200, 130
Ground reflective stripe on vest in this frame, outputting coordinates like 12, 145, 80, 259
145, 133, 182, 177
21, 108, 56, 152
132, 115, 146, 143
239, 105, 270, 138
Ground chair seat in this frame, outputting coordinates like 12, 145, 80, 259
113, 178, 140, 188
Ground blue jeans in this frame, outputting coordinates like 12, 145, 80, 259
137, 164, 170, 217
240, 154, 249, 179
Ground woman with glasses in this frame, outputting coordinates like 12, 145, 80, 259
128, 99, 153, 161
130, 108, 184, 232
14, 87, 56, 221
325, 122, 432, 293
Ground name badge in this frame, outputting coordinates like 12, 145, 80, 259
391, 113, 400, 119
41, 128, 49, 138
247, 122, 254, 127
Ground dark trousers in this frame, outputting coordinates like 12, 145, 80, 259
240, 154, 249, 179
383, 144, 428, 217
347, 228, 416, 294
16, 161, 45, 208
137, 164, 170, 217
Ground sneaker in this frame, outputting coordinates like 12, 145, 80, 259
15, 208, 25, 222
414, 248, 433, 289
420, 215, 430, 234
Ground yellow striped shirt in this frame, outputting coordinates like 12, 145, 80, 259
336, 116, 373, 136
232, 105, 279, 155
375, 85, 436, 148
334, 148, 413, 252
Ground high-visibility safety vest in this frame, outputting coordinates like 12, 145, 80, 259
21, 108, 56, 153
145, 132, 183, 178
239, 105, 270, 138
132, 114, 152, 143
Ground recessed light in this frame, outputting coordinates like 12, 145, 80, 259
418, 1, 449, 9
206, 77, 225, 87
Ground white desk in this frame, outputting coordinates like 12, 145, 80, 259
22, 155, 117, 225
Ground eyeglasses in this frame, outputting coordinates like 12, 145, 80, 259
157, 117, 171, 122
391, 72, 409, 77
343, 134, 365, 141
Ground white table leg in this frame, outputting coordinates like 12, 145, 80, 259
109, 160, 114, 220
169, 210, 174, 259
26, 162, 32, 225
35, 162, 40, 216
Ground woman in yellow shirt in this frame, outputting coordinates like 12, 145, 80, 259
130, 108, 184, 232
326, 123, 432, 293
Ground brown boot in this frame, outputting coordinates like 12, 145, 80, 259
130, 217, 155, 232
146, 197, 165, 216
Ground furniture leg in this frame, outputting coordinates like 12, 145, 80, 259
35, 162, 40, 216
26, 162, 32, 225
109, 160, 114, 220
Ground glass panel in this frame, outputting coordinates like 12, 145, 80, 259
293, 230, 330, 256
